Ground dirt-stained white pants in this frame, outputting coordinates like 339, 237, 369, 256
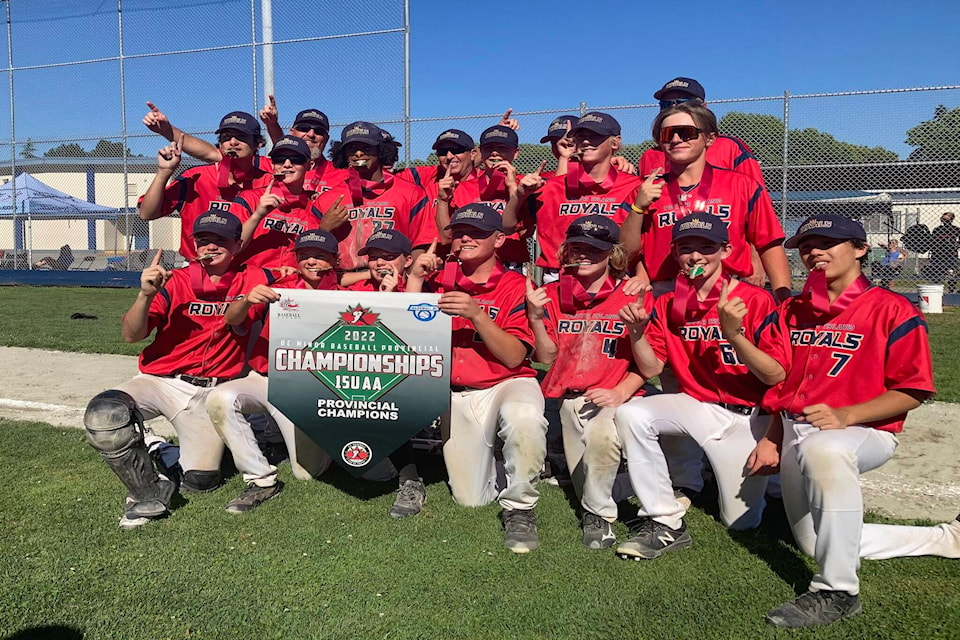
442, 377, 547, 511
117, 374, 224, 473
781, 416, 960, 595
560, 396, 622, 522
616, 392, 769, 531
205, 371, 330, 486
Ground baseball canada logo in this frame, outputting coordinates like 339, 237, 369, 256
341, 440, 372, 467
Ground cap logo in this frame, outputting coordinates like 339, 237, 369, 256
300, 232, 326, 244
665, 79, 689, 90
277, 137, 297, 146
221, 115, 247, 126
200, 214, 228, 226
678, 219, 712, 232
346, 125, 370, 136
578, 220, 600, 232
799, 219, 833, 234
485, 129, 508, 139
300, 110, 324, 120
580, 114, 604, 124
438, 131, 459, 141
369, 232, 391, 242
457, 209, 485, 220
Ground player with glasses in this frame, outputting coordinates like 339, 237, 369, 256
622, 101, 791, 302
258, 95, 348, 194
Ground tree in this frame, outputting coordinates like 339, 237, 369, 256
21, 139, 36, 159
44, 143, 87, 158
718, 112, 898, 166
90, 139, 134, 157
906, 105, 960, 161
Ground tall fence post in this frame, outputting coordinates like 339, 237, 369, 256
402, 0, 411, 166
781, 90, 790, 228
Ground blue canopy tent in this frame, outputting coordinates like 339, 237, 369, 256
0, 172, 124, 260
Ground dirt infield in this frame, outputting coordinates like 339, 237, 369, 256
1, 345, 956, 522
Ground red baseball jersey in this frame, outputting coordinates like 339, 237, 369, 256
539, 279, 651, 398
450, 171, 531, 264
639, 164, 785, 283
525, 167, 642, 270
397, 164, 440, 187
640, 135, 766, 188
645, 279, 775, 406
313, 176, 429, 271
135, 265, 249, 378
138, 161, 272, 261
232, 188, 322, 270
239, 270, 341, 375
395, 165, 480, 249
423, 264, 537, 388
257, 155, 347, 195
758, 282, 935, 433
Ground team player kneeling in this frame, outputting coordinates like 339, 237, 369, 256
83, 96, 960, 628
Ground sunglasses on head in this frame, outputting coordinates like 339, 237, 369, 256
436, 145, 472, 156
294, 124, 327, 135
659, 97, 702, 110
272, 155, 308, 165
659, 125, 704, 143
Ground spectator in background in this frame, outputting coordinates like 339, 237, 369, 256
929, 212, 960, 292
874, 238, 906, 289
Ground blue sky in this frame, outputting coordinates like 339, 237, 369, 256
3, 0, 959, 161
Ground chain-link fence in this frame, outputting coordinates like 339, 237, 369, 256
0, 0, 957, 298
0, 0, 407, 273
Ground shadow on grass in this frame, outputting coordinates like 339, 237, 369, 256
3, 626, 83, 640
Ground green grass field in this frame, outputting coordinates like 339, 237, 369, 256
3, 285, 960, 400
2, 419, 958, 640
2, 285, 959, 638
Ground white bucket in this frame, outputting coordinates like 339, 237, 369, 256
918, 284, 944, 314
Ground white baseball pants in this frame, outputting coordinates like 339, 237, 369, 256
616, 392, 769, 530
560, 395, 622, 522
442, 377, 547, 511
781, 416, 960, 595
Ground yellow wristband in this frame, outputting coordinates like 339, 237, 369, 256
630, 203, 646, 215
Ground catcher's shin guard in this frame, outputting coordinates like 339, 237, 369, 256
84, 390, 174, 518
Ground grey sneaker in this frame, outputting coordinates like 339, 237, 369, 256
616, 517, 691, 560
766, 590, 862, 628
581, 512, 617, 549
120, 496, 159, 530
225, 481, 282, 514
388, 479, 426, 519
502, 509, 539, 554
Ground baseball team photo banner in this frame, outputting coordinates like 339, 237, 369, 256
269, 290, 451, 476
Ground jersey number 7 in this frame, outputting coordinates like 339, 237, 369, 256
828, 352, 853, 377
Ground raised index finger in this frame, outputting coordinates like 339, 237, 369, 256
268, 94, 276, 107
534, 159, 547, 176
719, 279, 730, 305
501, 108, 513, 122
644, 167, 663, 184
146, 101, 160, 113
151, 248, 163, 267
426, 238, 438, 256
525, 275, 535, 293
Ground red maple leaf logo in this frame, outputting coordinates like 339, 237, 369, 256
340, 304, 379, 326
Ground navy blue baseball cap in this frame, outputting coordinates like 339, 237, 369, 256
445, 203, 503, 232
570, 112, 621, 137
380, 128, 402, 147
215, 111, 261, 137
433, 129, 475, 150
479, 125, 519, 149
293, 109, 330, 131
268, 136, 311, 161
359, 229, 413, 256
193, 209, 242, 239
340, 121, 383, 146
654, 77, 706, 101
540, 115, 578, 143
671, 212, 729, 244
784, 214, 867, 249
565, 215, 620, 249
295, 229, 339, 253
